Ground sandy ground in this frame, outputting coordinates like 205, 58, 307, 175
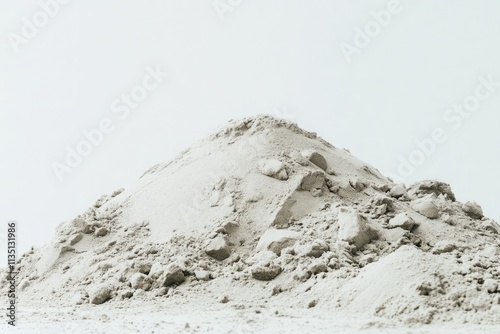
3, 301, 500, 334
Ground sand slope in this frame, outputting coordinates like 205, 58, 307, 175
3, 115, 499, 332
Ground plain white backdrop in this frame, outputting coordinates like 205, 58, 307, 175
1, 1, 499, 264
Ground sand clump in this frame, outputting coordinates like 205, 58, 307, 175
2, 115, 499, 328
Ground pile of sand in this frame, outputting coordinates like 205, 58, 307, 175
4, 115, 499, 326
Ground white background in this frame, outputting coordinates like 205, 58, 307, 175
1, 0, 499, 263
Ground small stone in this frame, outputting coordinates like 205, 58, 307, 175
389, 213, 417, 231
300, 171, 325, 191
70, 217, 91, 234
372, 196, 395, 212
484, 279, 498, 293
247, 251, 278, 266
60, 245, 75, 254
338, 208, 377, 249
326, 168, 337, 175
18, 278, 30, 290
130, 273, 153, 291
69, 233, 83, 245
133, 289, 146, 298
95, 227, 109, 237
350, 179, 367, 192
293, 267, 312, 282
302, 239, 329, 258
155, 287, 169, 296
482, 220, 500, 234
120, 290, 134, 299
133, 260, 152, 275
225, 252, 240, 264
194, 270, 211, 281
327, 257, 340, 270
205, 236, 231, 261
289, 150, 309, 166
389, 184, 407, 198
219, 295, 230, 304
160, 264, 185, 287
432, 240, 456, 254
221, 221, 239, 233
89, 284, 112, 305
412, 199, 439, 219
258, 159, 288, 180
256, 229, 301, 256
308, 260, 328, 275
408, 180, 456, 201
198, 260, 211, 270
272, 286, 283, 296
462, 201, 484, 219
372, 204, 387, 217
301, 150, 328, 171
111, 188, 125, 197
359, 254, 376, 266
251, 264, 282, 281
116, 267, 134, 283
310, 188, 322, 197
149, 263, 165, 280
308, 300, 318, 308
